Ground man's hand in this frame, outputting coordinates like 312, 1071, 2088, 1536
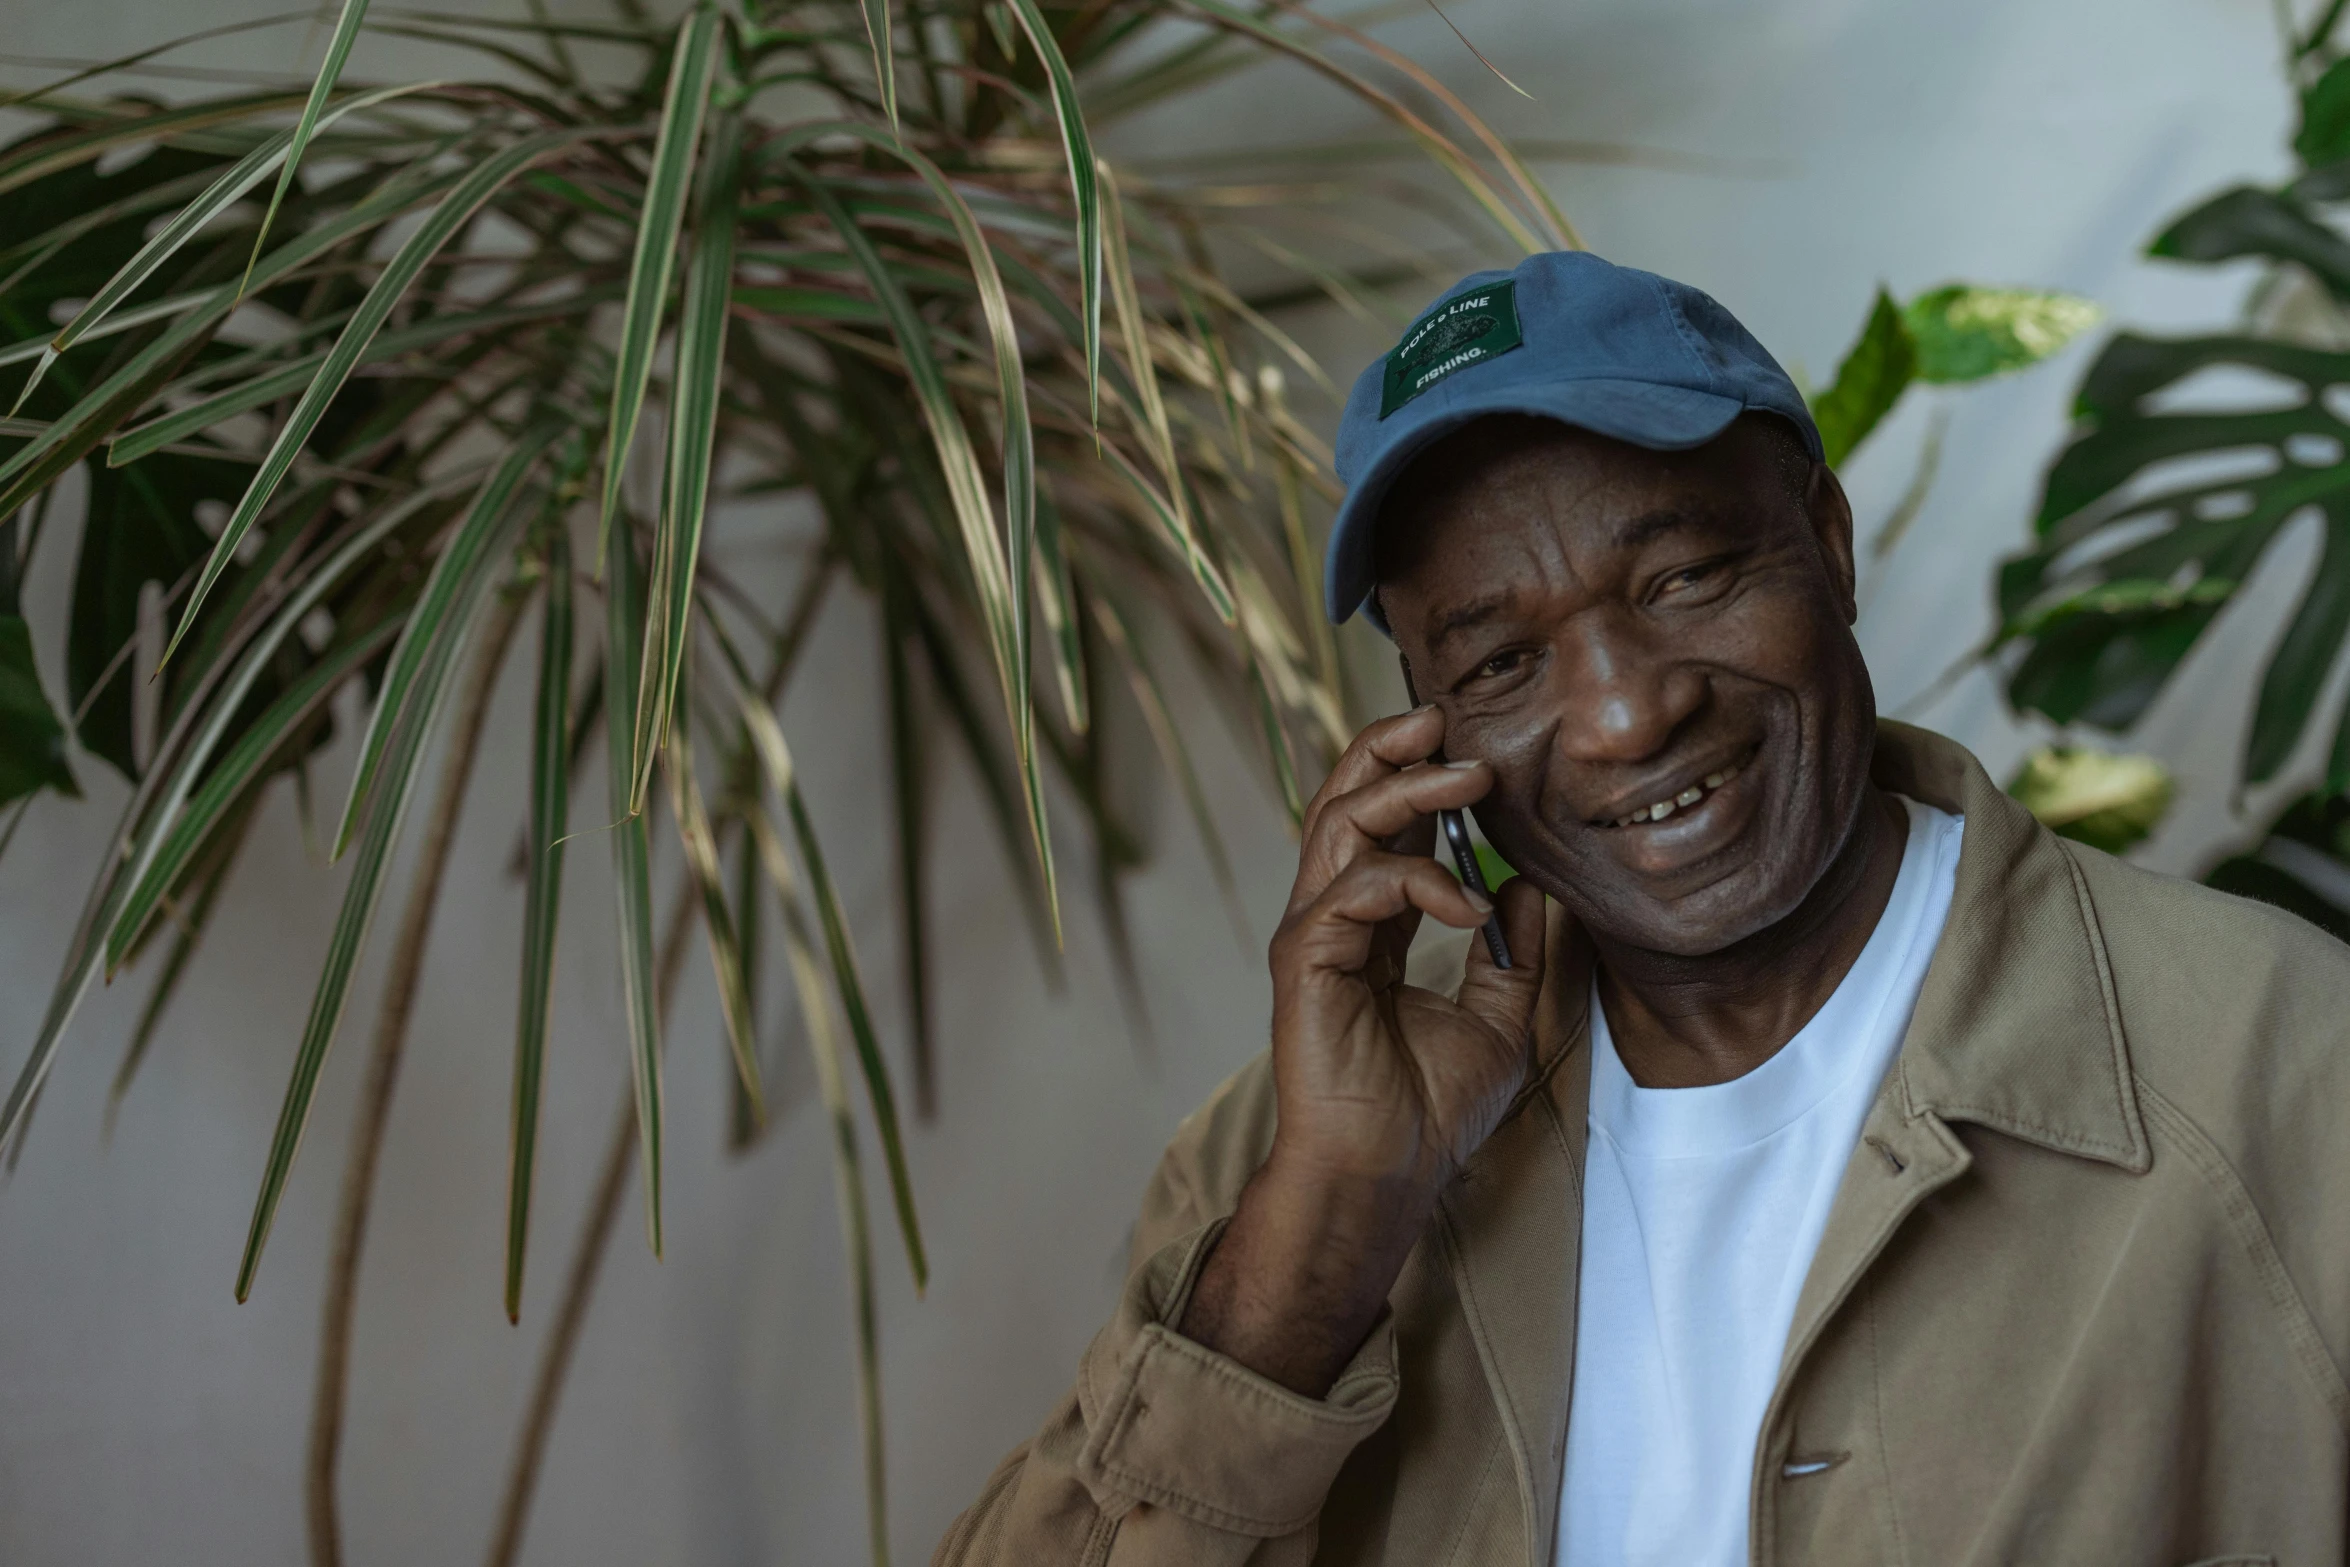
1179, 705, 1547, 1396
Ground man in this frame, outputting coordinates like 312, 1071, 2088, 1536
935, 251, 2350, 1566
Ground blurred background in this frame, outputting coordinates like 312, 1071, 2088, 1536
0, 1, 2315, 1563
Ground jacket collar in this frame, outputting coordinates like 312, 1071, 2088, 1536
1433, 721, 2150, 1565
1872, 721, 2149, 1173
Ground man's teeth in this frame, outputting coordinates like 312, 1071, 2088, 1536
1614, 762, 1742, 827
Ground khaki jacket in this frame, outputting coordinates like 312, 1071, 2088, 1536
935, 723, 2350, 1567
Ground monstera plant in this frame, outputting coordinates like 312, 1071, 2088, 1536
1989, 0, 2350, 938
0, 1, 1588, 1561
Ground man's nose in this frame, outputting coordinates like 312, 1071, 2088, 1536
1549, 612, 1705, 765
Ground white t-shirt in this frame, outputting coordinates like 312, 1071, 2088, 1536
1556, 797, 1963, 1567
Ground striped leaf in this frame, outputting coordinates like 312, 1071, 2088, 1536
730, 678, 927, 1292
240, 0, 377, 292
106, 616, 402, 976
235, 493, 524, 1300
742, 803, 889, 1564
786, 162, 1058, 935
1000, 0, 1102, 419
107, 292, 617, 468
507, 526, 572, 1323
13, 83, 431, 418
597, 3, 722, 569
605, 522, 665, 1257
334, 424, 560, 860
630, 109, 741, 814
664, 719, 765, 1126
4, 480, 462, 1149
161, 125, 613, 670
0, 159, 465, 524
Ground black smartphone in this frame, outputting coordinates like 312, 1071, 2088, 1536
1400, 668, 1510, 970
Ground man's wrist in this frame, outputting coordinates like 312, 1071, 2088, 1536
1176, 1147, 1437, 1397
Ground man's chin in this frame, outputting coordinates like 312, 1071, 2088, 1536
1569, 856, 1804, 960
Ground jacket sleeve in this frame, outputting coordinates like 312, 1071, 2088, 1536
931, 1062, 1403, 1566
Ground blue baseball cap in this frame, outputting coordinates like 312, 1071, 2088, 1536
1325, 250, 1822, 630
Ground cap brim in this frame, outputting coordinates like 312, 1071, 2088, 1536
1324, 377, 1747, 631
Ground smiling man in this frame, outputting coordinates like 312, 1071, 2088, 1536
935, 252, 2350, 1567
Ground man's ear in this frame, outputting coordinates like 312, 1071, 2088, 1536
1806, 462, 1859, 624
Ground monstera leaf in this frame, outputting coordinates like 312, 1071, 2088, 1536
1996, 330, 2350, 784
2203, 789, 2350, 943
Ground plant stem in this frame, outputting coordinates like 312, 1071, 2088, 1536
484, 873, 699, 1567
307, 589, 529, 1567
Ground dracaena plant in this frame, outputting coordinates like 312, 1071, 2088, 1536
0, 0, 1578, 1561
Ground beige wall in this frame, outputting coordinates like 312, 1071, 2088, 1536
0, 1, 2298, 1562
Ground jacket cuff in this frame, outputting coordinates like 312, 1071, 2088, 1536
1072, 1219, 1400, 1537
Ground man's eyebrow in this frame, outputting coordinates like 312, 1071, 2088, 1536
1608, 508, 1713, 551
1427, 594, 1515, 653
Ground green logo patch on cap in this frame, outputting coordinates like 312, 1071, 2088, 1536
1379, 279, 1523, 418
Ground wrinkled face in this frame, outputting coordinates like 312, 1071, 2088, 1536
1376, 413, 1876, 957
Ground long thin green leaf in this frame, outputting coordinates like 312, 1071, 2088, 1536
0, 155, 461, 513
606, 524, 664, 1257
507, 528, 571, 1323
106, 615, 402, 975
1098, 164, 1219, 623
597, 3, 721, 570
773, 122, 1051, 919
742, 803, 888, 1565
235, 502, 521, 1301
858, 0, 897, 130
104, 803, 252, 1131
1089, 592, 1247, 940
666, 717, 764, 1123
731, 680, 926, 1292
161, 125, 612, 670
631, 110, 741, 813
11, 83, 433, 419
1000, 0, 1102, 419
1032, 483, 1087, 735
333, 424, 559, 859
879, 569, 933, 1118
4, 478, 464, 1149
785, 162, 1058, 939
891, 573, 1063, 984
107, 291, 617, 467
0, 92, 310, 199
240, 0, 375, 294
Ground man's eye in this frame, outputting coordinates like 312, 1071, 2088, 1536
1476, 648, 1528, 679
1656, 562, 1719, 598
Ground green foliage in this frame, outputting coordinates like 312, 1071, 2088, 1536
1998, 7, 2350, 792
1812, 289, 1915, 468
0, 613, 73, 804
0, 3, 1564, 1556
2006, 744, 2174, 855
2297, 55, 2350, 168
2203, 788, 2350, 942
1904, 285, 2102, 384
1810, 283, 2095, 467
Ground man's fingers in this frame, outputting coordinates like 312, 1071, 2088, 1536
1275, 851, 1496, 981
1291, 760, 1491, 911
1454, 877, 1546, 1040
1301, 705, 1445, 843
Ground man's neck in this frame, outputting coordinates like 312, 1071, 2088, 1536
1593, 784, 1910, 1089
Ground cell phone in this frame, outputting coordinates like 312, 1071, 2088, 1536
1400, 668, 1511, 970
